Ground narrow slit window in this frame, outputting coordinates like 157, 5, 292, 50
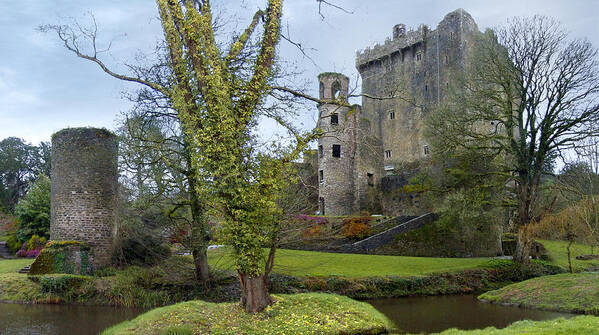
424, 84, 428, 92
319, 170, 324, 183
332, 144, 341, 158
330, 113, 339, 125
445, 55, 449, 65
416, 53, 422, 61
424, 145, 430, 156
367, 173, 374, 186
385, 150, 392, 159
389, 111, 395, 120
318, 145, 323, 158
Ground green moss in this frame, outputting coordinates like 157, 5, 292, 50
29, 240, 93, 275
0, 273, 40, 302
51, 127, 116, 141
479, 272, 599, 314
317, 72, 349, 80
433, 316, 599, 334
101, 293, 393, 335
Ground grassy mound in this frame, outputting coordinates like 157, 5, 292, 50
479, 272, 599, 314
434, 316, 599, 334
101, 293, 393, 335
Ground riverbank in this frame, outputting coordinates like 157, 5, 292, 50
478, 272, 599, 315
0, 256, 563, 308
101, 293, 393, 335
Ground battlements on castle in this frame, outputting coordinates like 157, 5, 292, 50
356, 25, 428, 67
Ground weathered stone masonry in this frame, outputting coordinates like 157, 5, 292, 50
50, 128, 118, 268
316, 9, 479, 216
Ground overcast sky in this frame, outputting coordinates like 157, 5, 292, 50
1, 0, 598, 145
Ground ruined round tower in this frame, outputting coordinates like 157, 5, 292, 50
50, 128, 118, 268
316, 73, 356, 216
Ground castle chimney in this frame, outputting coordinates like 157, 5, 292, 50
393, 24, 406, 39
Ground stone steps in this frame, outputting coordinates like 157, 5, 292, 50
18, 265, 31, 274
351, 212, 438, 252
0, 241, 14, 259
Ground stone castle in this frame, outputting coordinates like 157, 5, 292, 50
315, 9, 479, 216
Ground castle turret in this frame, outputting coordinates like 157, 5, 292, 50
50, 128, 118, 268
316, 73, 356, 216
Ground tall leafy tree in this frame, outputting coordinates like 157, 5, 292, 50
42, 0, 343, 311
14, 175, 51, 242
0, 137, 50, 212
427, 16, 599, 263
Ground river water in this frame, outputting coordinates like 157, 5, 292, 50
368, 294, 573, 334
0, 303, 144, 335
0, 295, 573, 334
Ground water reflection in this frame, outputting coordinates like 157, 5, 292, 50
0, 303, 143, 335
368, 295, 573, 334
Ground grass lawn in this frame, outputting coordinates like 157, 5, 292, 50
208, 248, 492, 278
478, 272, 599, 314
0, 258, 33, 274
539, 239, 599, 271
431, 316, 599, 334
101, 293, 393, 335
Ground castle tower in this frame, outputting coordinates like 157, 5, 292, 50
316, 73, 356, 216
50, 128, 118, 268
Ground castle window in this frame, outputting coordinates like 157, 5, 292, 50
384, 150, 392, 159
330, 113, 339, 125
424, 84, 428, 92
319, 170, 324, 183
318, 145, 323, 158
423, 145, 430, 156
445, 55, 449, 65
389, 111, 395, 120
450, 31, 456, 40
319, 197, 325, 215
331, 81, 341, 99
416, 53, 422, 61
332, 144, 341, 158
367, 173, 374, 186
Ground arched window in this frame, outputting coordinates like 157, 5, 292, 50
331, 81, 341, 99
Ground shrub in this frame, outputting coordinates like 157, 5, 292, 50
303, 224, 323, 238
113, 234, 171, 267
342, 216, 372, 240
295, 214, 329, 225
5, 234, 21, 253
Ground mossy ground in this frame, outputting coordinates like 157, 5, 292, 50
478, 272, 599, 314
101, 293, 393, 335
430, 316, 599, 334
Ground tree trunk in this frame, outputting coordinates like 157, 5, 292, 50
513, 224, 532, 264
238, 273, 272, 313
192, 247, 212, 286
567, 240, 574, 273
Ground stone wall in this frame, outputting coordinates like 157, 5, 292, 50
314, 9, 482, 217
50, 128, 118, 268
316, 73, 357, 216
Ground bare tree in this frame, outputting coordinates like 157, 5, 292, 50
427, 16, 599, 264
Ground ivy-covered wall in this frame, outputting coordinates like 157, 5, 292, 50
29, 240, 93, 275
